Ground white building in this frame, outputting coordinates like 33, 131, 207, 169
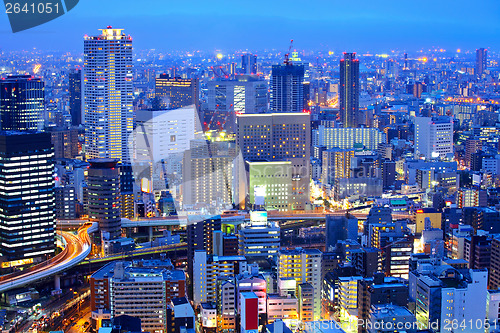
278, 248, 322, 320
239, 211, 280, 259
414, 116, 453, 159
410, 263, 488, 333
313, 126, 385, 150
267, 293, 299, 326
84, 27, 133, 163
193, 251, 248, 305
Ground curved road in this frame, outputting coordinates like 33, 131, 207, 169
0, 223, 97, 293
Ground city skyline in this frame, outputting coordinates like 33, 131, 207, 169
0, 0, 500, 52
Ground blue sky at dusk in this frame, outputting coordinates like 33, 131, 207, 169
0, 0, 499, 52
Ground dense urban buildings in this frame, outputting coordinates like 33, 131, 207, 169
2, 11, 500, 333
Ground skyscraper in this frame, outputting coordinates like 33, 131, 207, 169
339, 53, 360, 128
84, 27, 133, 163
0, 132, 56, 265
270, 64, 305, 113
475, 48, 487, 76
155, 74, 199, 109
87, 158, 121, 243
241, 53, 257, 75
0, 74, 44, 131
68, 69, 82, 126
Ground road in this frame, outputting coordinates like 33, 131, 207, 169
0, 223, 97, 293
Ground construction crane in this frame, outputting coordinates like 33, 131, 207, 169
283, 39, 294, 66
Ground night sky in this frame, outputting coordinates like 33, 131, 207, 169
1, 0, 499, 52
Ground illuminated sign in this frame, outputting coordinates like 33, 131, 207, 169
1, 258, 34, 268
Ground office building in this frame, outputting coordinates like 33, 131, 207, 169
155, 74, 199, 109
84, 27, 133, 163
270, 64, 305, 113
314, 126, 385, 150
68, 68, 82, 126
0, 75, 44, 131
207, 76, 267, 114
237, 113, 310, 209
247, 161, 292, 211
278, 248, 322, 320
182, 140, 236, 208
87, 158, 121, 241
242, 54, 257, 75
414, 116, 453, 159
0, 132, 55, 266
238, 210, 280, 259
339, 53, 360, 128
90, 260, 186, 333
476, 48, 487, 76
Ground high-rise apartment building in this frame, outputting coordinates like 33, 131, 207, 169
0, 132, 56, 265
339, 53, 359, 128
414, 116, 453, 159
270, 64, 305, 113
475, 48, 487, 76
155, 74, 199, 109
0, 75, 44, 131
69, 69, 82, 126
277, 248, 322, 320
321, 149, 355, 185
84, 27, 133, 163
